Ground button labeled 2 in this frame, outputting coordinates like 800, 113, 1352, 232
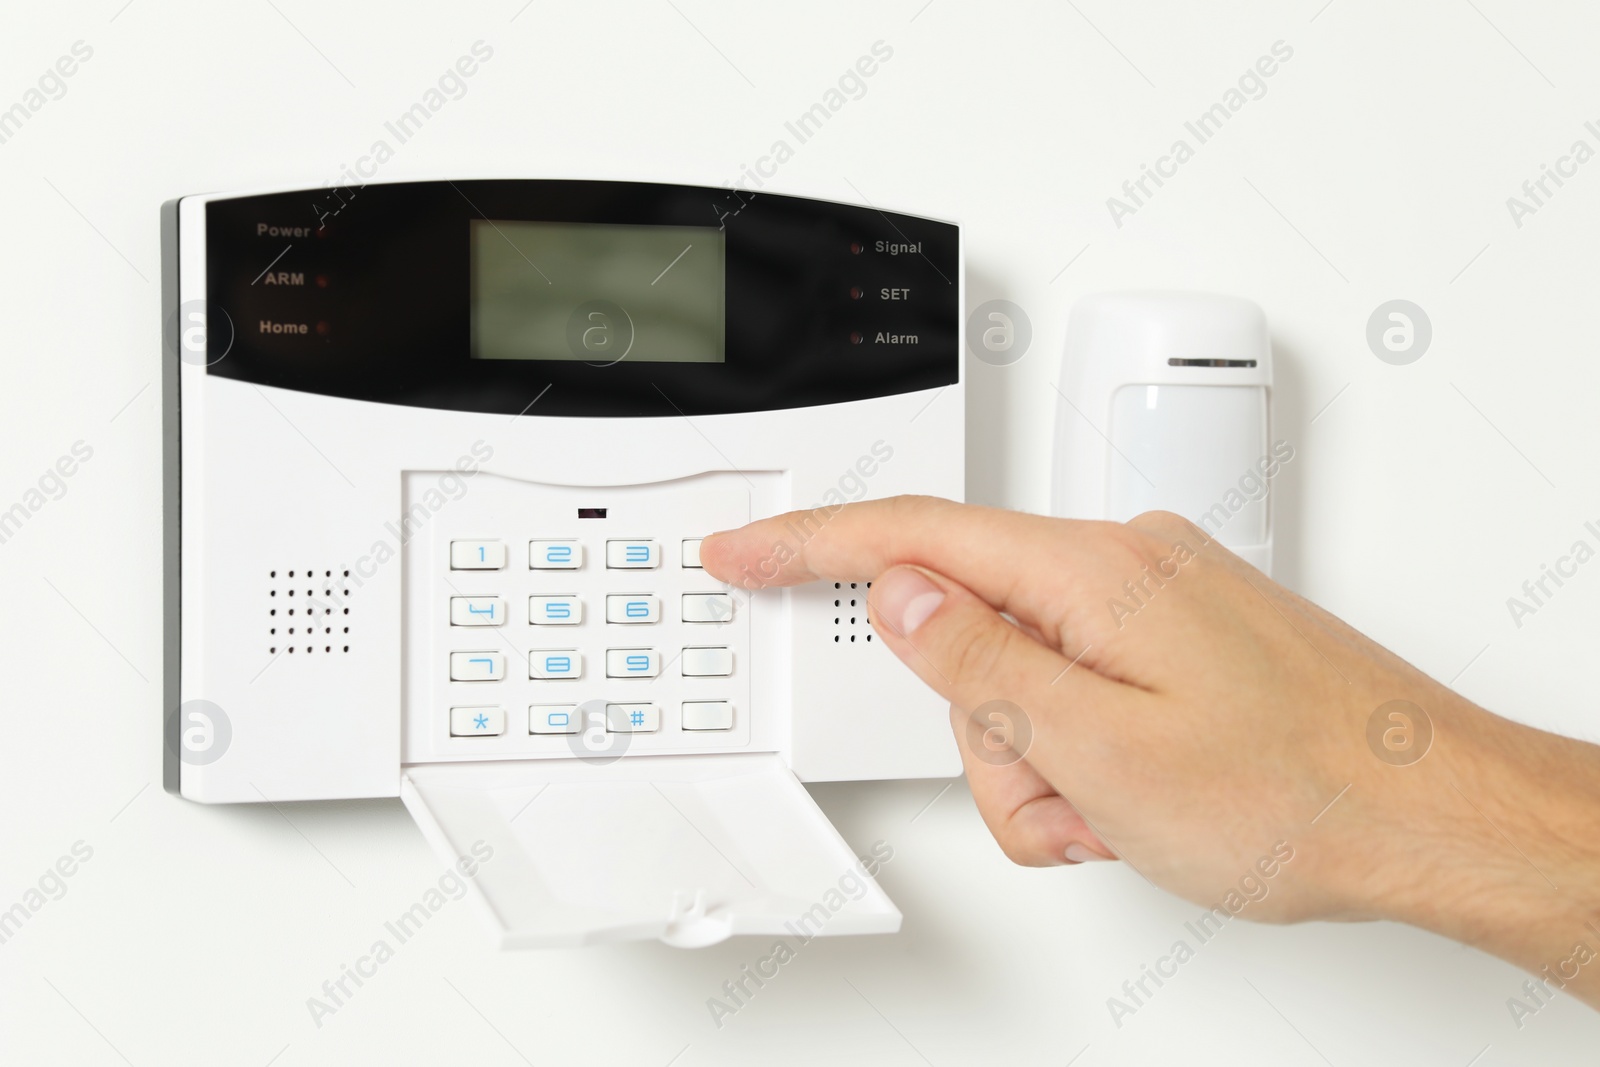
530, 541, 583, 570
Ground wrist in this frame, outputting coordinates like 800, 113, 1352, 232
1369, 696, 1600, 1003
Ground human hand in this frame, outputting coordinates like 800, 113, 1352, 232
701, 497, 1600, 1005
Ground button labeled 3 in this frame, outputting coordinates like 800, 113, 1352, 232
606, 540, 659, 569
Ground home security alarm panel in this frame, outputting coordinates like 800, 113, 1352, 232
1051, 291, 1275, 574
162, 180, 963, 947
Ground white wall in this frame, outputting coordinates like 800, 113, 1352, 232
2, 0, 1597, 1062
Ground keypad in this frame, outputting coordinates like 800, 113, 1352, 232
443, 519, 745, 749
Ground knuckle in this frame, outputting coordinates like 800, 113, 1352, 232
944, 614, 1022, 686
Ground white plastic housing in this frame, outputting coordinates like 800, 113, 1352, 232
1051, 292, 1275, 572
169, 186, 963, 948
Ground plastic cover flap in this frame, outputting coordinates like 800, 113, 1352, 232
399, 753, 900, 948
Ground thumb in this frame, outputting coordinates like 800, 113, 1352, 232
867, 564, 1113, 731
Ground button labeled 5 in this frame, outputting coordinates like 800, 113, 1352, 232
530, 595, 583, 625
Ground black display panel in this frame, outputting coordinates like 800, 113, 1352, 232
200, 180, 959, 417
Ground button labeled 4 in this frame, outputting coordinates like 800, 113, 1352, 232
450, 597, 503, 626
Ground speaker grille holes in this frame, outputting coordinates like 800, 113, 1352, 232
269, 568, 355, 654
832, 581, 872, 645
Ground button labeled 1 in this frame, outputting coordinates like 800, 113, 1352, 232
450, 597, 503, 626
451, 541, 505, 570
606, 540, 659, 569
450, 706, 506, 736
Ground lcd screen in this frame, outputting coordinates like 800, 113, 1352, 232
470, 220, 725, 364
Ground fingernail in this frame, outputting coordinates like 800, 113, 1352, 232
1065, 843, 1112, 864
878, 568, 944, 635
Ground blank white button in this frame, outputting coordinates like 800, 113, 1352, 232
451, 541, 505, 570
450, 706, 505, 736
681, 646, 733, 677
606, 540, 659, 568
529, 595, 583, 625
606, 595, 660, 624
681, 701, 733, 731
606, 703, 659, 732
530, 540, 583, 569
529, 650, 582, 679
449, 597, 503, 626
529, 704, 579, 734
606, 648, 661, 678
450, 651, 505, 681
682, 593, 734, 623
682, 539, 704, 568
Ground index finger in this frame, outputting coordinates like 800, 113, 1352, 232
700, 495, 1119, 634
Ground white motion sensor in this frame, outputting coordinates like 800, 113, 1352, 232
1051, 292, 1278, 573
